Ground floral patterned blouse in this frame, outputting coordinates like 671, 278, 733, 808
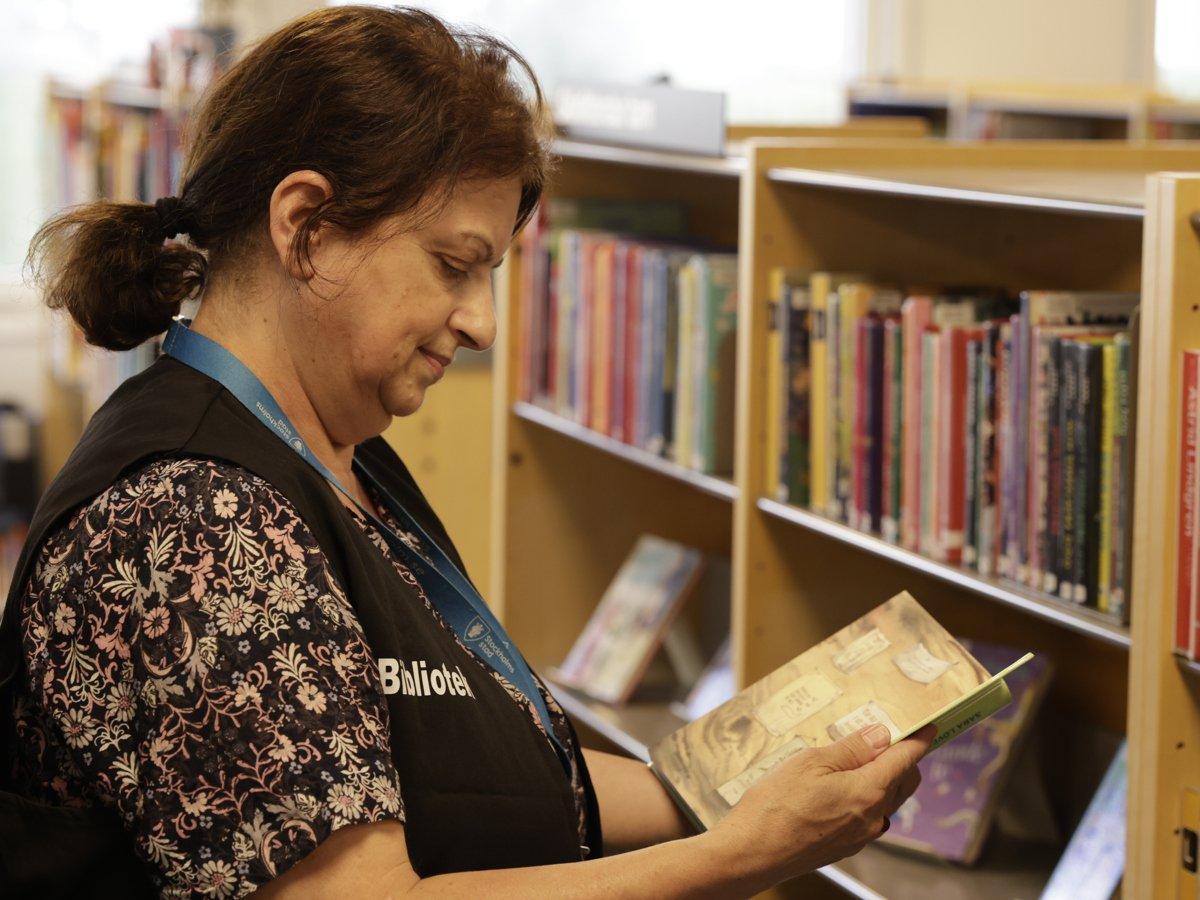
8, 456, 587, 899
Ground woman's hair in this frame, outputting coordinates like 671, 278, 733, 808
27, 6, 553, 351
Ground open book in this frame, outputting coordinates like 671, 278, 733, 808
648, 591, 1034, 830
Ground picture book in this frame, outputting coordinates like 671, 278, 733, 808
648, 591, 1034, 830
878, 639, 1053, 864
555, 535, 705, 704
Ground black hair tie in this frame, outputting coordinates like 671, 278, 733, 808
154, 196, 195, 240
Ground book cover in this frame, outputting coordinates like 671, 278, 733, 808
1097, 341, 1117, 612
1058, 339, 1080, 602
901, 295, 934, 551
556, 535, 706, 705
880, 639, 1053, 864
1178, 351, 1199, 657
1039, 741, 1127, 900
920, 327, 942, 559
767, 269, 808, 501
672, 258, 698, 468
688, 254, 739, 475
1108, 333, 1132, 623
978, 322, 1000, 578
882, 316, 904, 545
649, 591, 1034, 831
785, 283, 814, 508
963, 337, 981, 568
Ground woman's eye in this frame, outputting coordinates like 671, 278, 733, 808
439, 257, 469, 280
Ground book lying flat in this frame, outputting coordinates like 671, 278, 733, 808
648, 591, 1034, 830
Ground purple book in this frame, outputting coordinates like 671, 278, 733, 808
878, 639, 1053, 864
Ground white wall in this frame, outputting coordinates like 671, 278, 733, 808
865, 0, 1155, 88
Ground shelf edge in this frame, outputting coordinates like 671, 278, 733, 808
552, 138, 746, 178
765, 166, 1144, 219
513, 401, 739, 502
757, 497, 1132, 649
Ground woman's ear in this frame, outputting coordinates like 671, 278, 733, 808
268, 171, 333, 281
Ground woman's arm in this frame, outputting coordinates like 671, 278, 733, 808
254, 726, 934, 899
581, 748, 696, 853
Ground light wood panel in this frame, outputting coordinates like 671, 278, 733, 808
1127, 173, 1200, 896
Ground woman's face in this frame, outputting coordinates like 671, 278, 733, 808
282, 175, 519, 446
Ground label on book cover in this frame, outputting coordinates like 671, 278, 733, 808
831, 628, 891, 673
893, 643, 954, 684
755, 673, 843, 735
714, 736, 809, 807
826, 701, 901, 742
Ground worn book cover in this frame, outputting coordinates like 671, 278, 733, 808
648, 591, 1033, 831
556, 535, 705, 704
878, 639, 1053, 864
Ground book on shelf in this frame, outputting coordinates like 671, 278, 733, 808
517, 198, 737, 477
878, 639, 1053, 864
1177, 350, 1200, 661
554, 534, 705, 705
648, 590, 1034, 831
769, 283, 1137, 624
1038, 740, 1127, 900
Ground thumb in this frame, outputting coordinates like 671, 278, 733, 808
813, 724, 892, 772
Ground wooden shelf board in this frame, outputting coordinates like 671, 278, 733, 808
513, 401, 739, 502
1177, 654, 1200, 679
766, 165, 1145, 218
552, 138, 745, 178
547, 679, 1057, 899
757, 497, 1131, 649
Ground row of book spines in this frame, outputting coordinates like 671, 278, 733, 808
1177, 351, 1200, 659
770, 282, 1133, 616
516, 221, 737, 475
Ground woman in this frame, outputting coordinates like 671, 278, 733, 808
1, 7, 930, 898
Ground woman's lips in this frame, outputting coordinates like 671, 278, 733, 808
419, 348, 446, 379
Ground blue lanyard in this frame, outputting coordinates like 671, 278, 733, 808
162, 319, 571, 773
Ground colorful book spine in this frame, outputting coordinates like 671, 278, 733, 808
785, 286, 813, 507
766, 268, 787, 499
978, 323, 1000, 578
900, 296, 933, 551
852, 317, 871, 530
590, 239, 613, 434
865, 316, 885, 533
1109, 333, 1132, 622
837, 285, 874, 522
881, 316, 903, 544
938, 327, 978, 566
809, 274, 833, 514
610, 241, 628, 441
1059, 342, 1080, 602
963, 337, 982, 568
826, 288, 843, 518
1077, 341, 1104, 606
994, 322, 1012, 577
1098, 341, 1117, 612
1178, 351, 1199, 657
920, 327, 942, 559
700, 255, 739, 475
673, 258, 697, 467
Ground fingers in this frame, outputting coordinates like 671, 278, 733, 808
860, 723, 937, 786
812, 724, 893, 773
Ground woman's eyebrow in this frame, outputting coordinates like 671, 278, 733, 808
459, 230, 501, 266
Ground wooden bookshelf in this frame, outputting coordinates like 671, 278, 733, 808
492, 138, 1200, 897
848, 80, 1200, 141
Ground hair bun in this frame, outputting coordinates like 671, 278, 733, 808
154, 196, 197, 240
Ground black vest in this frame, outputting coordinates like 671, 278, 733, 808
0, 357, 601, 897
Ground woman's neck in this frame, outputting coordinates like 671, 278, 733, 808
188, 288, 361, 494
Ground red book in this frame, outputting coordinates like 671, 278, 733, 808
938, 327, 981, 566
1178, 351, 1200, 657
901, 296, 933, 551
882, 316, 901, 543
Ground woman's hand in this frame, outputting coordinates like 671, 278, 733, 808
710, 723, 936, 888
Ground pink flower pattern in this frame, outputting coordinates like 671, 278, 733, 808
8, 457, 586, 898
